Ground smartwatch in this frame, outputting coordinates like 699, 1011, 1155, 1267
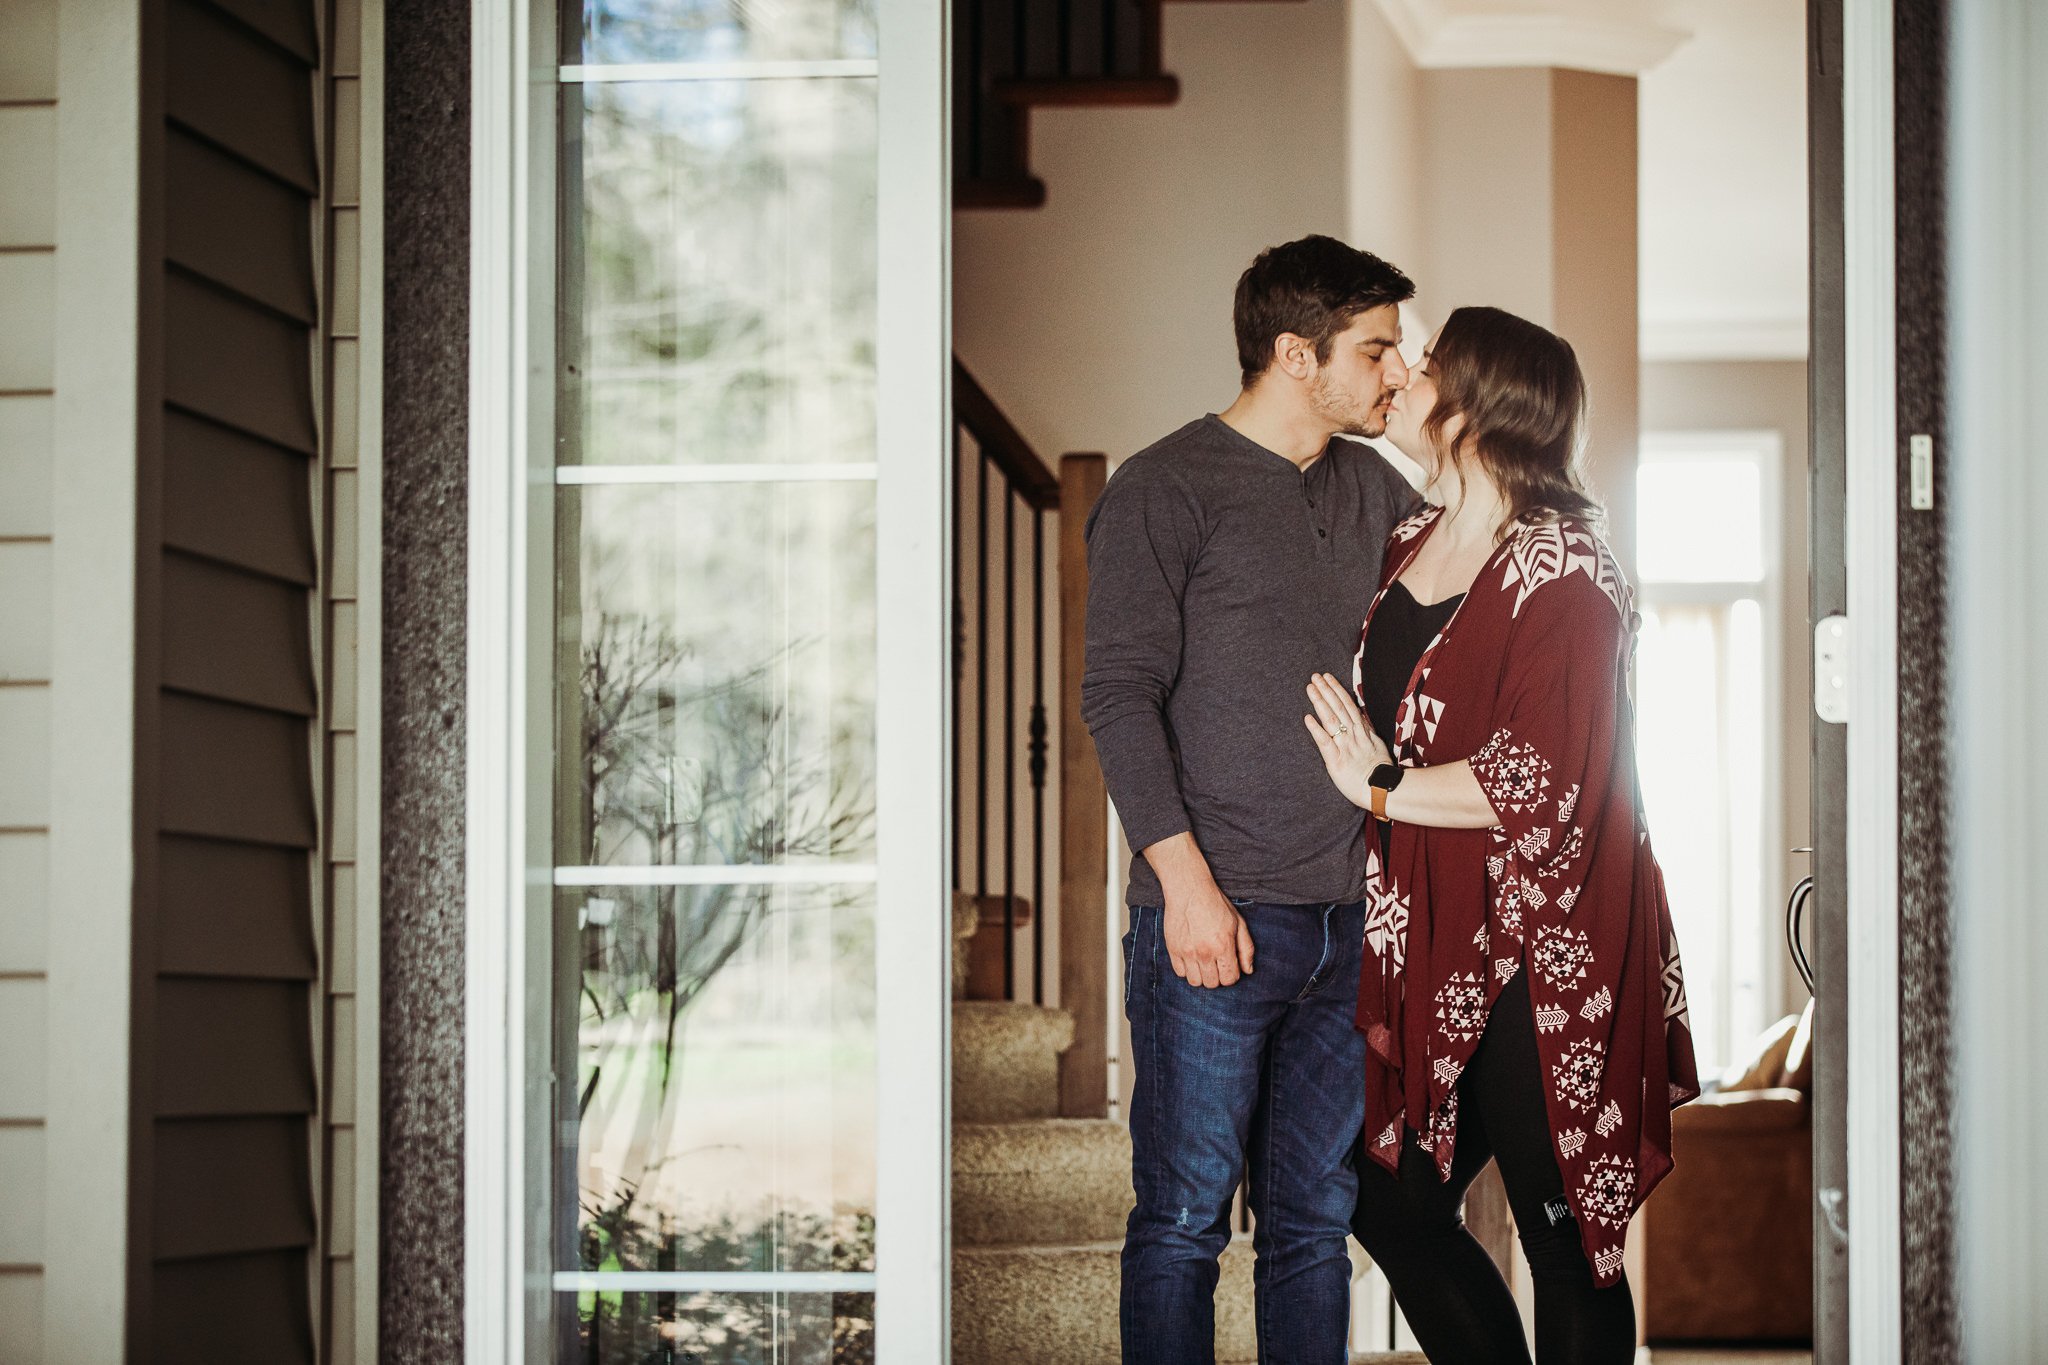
1369, 763, 1404, 823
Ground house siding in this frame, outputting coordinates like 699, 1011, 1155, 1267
0, 0, 60, 1353
143, 1, 322, 1359
6, 1, 378, 1358
322, 0, 383, 1357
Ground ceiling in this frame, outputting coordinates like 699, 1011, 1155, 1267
1637, 0, 1810, 360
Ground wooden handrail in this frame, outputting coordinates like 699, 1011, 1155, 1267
954, 358, 1062, 511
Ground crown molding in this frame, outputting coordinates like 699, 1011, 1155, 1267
1373, 0, 1689, 77
1640, 315, 1810, 362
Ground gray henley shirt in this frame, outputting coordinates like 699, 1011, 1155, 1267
1081, 414, 1422, 908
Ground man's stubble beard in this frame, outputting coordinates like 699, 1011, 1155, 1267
1310, 371, 1390, 440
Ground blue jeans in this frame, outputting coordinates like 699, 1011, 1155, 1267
1119, 899, 1368, 1365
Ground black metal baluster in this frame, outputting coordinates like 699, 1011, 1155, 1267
1029, 509, 1048, 1006
1003, 476, 1017, 1001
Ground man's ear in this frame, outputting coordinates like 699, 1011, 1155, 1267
1271, 331, 1316, 381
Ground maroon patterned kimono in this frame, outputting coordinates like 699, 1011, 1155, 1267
1351, 507, 1700, 1286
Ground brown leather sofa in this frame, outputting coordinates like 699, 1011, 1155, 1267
1643, 1004, 1815, 1344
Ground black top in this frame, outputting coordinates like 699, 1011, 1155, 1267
1359, 580, 1463, 855
1081, 416, 1422, 907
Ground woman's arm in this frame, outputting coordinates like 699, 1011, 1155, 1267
1381, 760, 1499, 829
1303, 672, 1501, 829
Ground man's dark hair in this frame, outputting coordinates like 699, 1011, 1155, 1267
1232, 235, 1415, 388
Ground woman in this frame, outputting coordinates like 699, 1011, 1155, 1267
1301, 306, 1700, 1363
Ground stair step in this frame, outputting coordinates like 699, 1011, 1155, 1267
952, 1237, 1258, 1364
954, 1119, 1132, 1246
993, 75, 1181, 108
953, 1000, 1074, 1122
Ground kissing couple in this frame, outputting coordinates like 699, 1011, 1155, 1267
1081, 235, 1701, 1364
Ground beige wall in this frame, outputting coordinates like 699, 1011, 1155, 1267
953, 0, 1357, 468
1642, 358, 1813, 1019
1416, 66, 1641, 574
1347, 0, 1425, 293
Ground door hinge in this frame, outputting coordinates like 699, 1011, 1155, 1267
1814, 615, 1850, 724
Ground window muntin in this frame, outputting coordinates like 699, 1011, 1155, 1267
543, 12, 884, 1359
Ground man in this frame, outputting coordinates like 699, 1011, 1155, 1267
1082, 236, 1421, 1364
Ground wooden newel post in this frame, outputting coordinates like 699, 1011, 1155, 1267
1057, 452, 1110, 1119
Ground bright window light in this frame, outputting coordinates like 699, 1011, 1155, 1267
1634, 438, 1780, 1077
1637, 456, 1767, 584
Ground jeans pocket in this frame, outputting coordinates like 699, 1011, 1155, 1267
1122, 906, 1149, 1011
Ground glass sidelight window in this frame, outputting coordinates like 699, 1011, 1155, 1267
514, 0, 944, 1358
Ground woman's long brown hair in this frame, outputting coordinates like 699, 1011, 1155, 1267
1419, 306, 1603, 536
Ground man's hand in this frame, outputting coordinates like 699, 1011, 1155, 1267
1143, 833, 1256, 988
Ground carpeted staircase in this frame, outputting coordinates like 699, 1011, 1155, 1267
949, 897, 1426, 1365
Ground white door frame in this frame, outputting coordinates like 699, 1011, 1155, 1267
1842, 0, 1902, 1358
463, 0, 953, 1355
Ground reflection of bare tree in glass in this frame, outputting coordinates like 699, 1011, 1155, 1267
573, 605, 868, 1096
573, 613, 876, 1358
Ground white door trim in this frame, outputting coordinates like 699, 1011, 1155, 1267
872, 0, 954, 1352
466, 0, 954, 1356
466, 0, 530, 1356
1949, 0, 2048, 1354
1842, 0, 1902, 1358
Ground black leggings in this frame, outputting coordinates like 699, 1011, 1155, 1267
1350, 970, 1636, 1365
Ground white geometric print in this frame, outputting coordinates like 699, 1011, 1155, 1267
1435, 972, 1488, 1042
1579, 1154, 1637, 1228
1535, 1001, 1571, 1034
1494, 957, 1519, 983
1414, 692, 1447, 745
1434, 1056, 1464, 1086
1594, 1099, 1624, 1137
1558, 783, 1582, 824
1594, 1245, 1626, 1280
1557, 1127, 1587, 1160
1473, 732, 1554, 814
1497, 877, 1544, 935
1531, 923, 1594, 993
1538, 827, 1585, 878
1500, 520, 1630, 620
1389, 510, 1435, 546
1579, 986, 1614, 1022
1661, 955, 1691, 1027
1365, 884, 1410, 975
1552, 1038, 1608, 1112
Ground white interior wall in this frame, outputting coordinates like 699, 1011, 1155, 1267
0, 0, 58, 1355
952, 0, 1361, 469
